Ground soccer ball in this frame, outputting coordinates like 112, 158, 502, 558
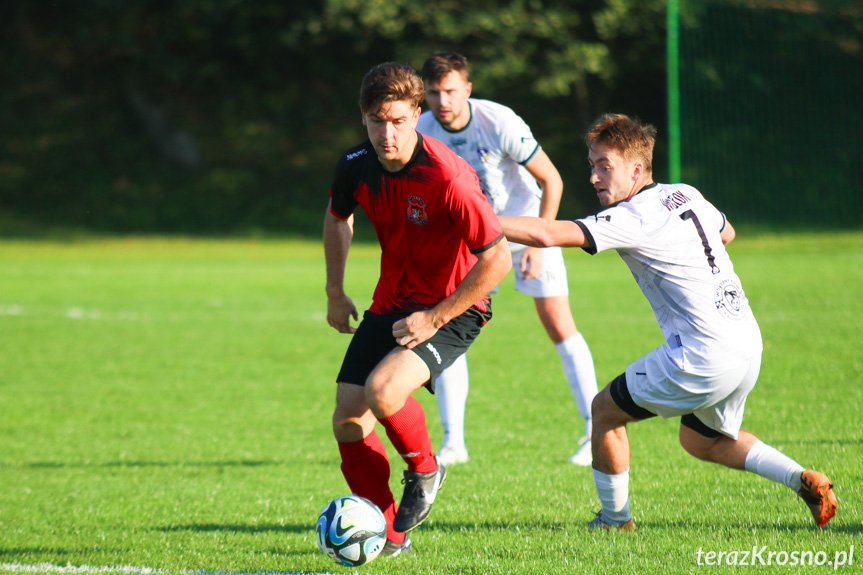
315, 495, 387, 567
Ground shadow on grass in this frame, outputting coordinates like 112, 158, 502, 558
3, 460, 283, 469
0, 547, 74, 558
1, 458, 340, 470
420, 519, 573, 533
799, 439, 862, 446
420, 518, 862, 535
0, 546, 135, 561
1, 545, 324, 572
157, 523, 310, 534
615, 520, 862, 535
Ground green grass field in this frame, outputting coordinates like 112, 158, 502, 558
1, 232, 861, 575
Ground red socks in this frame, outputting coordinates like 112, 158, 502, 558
337, 398, 435, 542
338, 431, 404, 543
379, 396, 437, 473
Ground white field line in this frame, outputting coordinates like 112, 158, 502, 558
0, 304, 321, 322
0, 564, 335, 575
0, 304, 25, 316
0, 304, 142, 321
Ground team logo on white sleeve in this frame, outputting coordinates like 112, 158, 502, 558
714, 278, 746, 320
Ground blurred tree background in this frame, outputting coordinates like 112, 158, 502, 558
0, 0, 860, 236
0, 0, 667, 236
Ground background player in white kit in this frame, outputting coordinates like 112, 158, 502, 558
500, 113, 838, 529
417, 52, 598, 466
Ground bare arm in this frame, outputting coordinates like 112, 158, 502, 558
323, 201, 358, 333
720, 219, 736, 246
524, 149, 563, 221
517, 149, 564, 278
392, 238, 512, 349
499, 216, 587, 249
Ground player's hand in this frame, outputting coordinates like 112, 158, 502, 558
520, 246, 544, 280
327, 293, 358, 334
392, 311, 439, 350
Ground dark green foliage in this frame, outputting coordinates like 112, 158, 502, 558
0, 1, 666, 234
679, 0, 863, 227
2, 1, 859, 234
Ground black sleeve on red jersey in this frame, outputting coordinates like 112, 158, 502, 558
329, 142, 371, 218
576, 221, 598, 255
329, 167, 357, 219
329, 188, 356, 219
470, 232, 506, 255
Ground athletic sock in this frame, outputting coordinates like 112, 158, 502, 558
380, 396, 437, 473
434, 353, 469, 450
555, 333, 599, 428
338, 431, 404, 543
592, 467, 632, 525
744, 440, 805, 491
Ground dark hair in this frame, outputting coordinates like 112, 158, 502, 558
359, 62, 425, 114
585, 113, 657, 173
420, 52, 469, 83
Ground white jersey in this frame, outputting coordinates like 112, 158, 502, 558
577, 183, 763, 376
417, 99, 542, 218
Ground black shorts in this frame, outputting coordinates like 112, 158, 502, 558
336, 306, 492, 393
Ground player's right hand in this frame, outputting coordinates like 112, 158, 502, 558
520, 246, 544, 280
327, 294, 358, 334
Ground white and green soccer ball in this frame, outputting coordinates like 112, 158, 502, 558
315, 494, 387, 567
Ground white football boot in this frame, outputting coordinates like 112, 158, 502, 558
568, 435, 592, 466
436, 445, 469, 466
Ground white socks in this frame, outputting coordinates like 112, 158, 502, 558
555, 333, 598, 437
744, 440, 805, 491
434, 353, 469, 450
592, 467, 632, 524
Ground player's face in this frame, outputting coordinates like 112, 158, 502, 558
424, 71, 472, 130
588, 143, 641, 207
362, 99, 421, 171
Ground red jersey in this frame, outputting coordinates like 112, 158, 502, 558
329, 133, 504, 315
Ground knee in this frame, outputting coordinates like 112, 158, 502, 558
679, 426, 716, 462
332, 393, 369, 442
534, 298, 576, 339
332, 411, 363, 443
591, 388, 614, 422
679, 436, 703, 459
364, 376, 404, 419
591, 392, 602, 415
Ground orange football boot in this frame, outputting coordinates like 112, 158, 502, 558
798, 469, 838, 528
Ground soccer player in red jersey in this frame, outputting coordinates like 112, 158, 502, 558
323, 62, 511, 556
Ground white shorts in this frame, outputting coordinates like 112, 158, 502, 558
502, 244, 569, 298
624, 346, 762, 439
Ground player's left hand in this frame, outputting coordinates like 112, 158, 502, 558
520, 246, 544, 280
392, 311, 439, 350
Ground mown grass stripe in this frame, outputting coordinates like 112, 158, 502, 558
0, 564, 334, 575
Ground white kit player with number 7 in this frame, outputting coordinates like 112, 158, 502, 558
500, 113, 838, 530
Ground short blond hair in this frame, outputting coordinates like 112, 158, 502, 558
585, 113, 657, 173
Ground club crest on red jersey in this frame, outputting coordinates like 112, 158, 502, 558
407, 196, 428, 225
